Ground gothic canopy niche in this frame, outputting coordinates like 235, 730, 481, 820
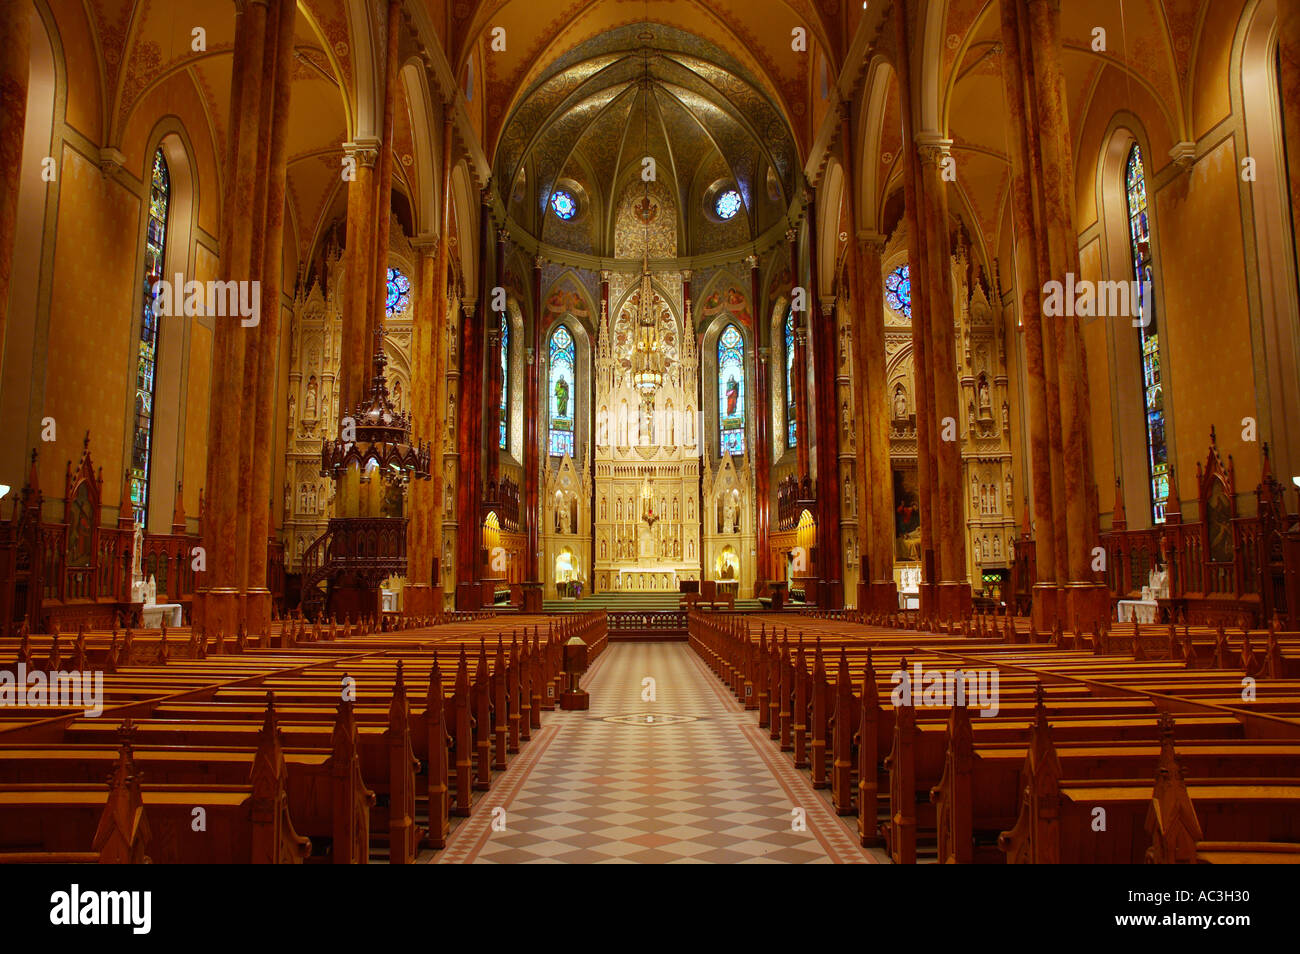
493, 23, 800, 259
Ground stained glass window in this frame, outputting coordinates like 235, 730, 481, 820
1126, 144, 1168, 524
885, 264, 911, 320
385, 267, 410, 316
132, 148, 169, 528
784, 308, 797, 448
715, 189, 742, 220
499, 311, 509, 450
550, 190, 577, 220
719, 324, 746, 455
548, 325, 575, 457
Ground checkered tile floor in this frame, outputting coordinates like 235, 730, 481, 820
436, 642, 880, 864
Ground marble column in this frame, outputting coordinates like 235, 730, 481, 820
455, 192, 492, 609
789, 230, 811, 481
366, 0, 402, 354
430, 110, 454, 609
893, 0, 937, 617
196, 0, 267, 638
747, 254, 772, 594
856, 234, 897, 612
1280, 3, 1300, 305
486, 228, 508, 487
244, 0, 298, 633
815, 298, 844, 609
405, 235, 438, 615
805, 181, 840, 608
454, 293, 480, 610
1025, 0, 1104, 629
522, 255, 544, 611
340, 141, 377, 410
997, 1, 1058, 626
918, 140, 970, 620
0, 0, 32, 379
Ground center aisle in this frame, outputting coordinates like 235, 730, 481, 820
436, 642, 881, 863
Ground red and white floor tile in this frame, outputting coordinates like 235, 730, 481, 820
436, 642, 884, 864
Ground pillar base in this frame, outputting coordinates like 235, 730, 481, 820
455, 582, 480, 611
521, 582, 544, 613
859, 580, 899, 615
936, 581, 972, 622
244, 588, 271, 636
404, 583, 436, 615
194, 588, 242, 639
329, 577, 380, 622
1063, 581, 1112, 634
919, 582, 938, 618
560, 689, 589, 711
1031, 583, 1057, 634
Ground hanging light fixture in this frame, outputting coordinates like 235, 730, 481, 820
629, 39, 663, 398
321, 328, 431, 485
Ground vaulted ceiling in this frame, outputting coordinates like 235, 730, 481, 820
442, 0, 839, 153
493, 22, 802, 257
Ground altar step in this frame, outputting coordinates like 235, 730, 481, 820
543, 592, 681, 614
541, 593, 765, 614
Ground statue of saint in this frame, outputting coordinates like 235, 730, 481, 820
555, 375, 569, 418
893, 385, 907, 420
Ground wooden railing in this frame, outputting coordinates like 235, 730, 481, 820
608, 610, 688, 635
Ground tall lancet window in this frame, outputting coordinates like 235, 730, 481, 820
499, 311, 509, 450
132, 148, 169, 527
718, 323, 746, 455
1125, 144, 1167, 523
548, 325, 575, 457
784, 307, 796, 448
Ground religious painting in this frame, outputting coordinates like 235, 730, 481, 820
1206, 481, 1232, 564
701, 285, 753, 328
68, 482, 94, 567
893, 465, 921, 562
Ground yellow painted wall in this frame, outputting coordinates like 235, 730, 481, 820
1154, 136, 1260, 501
1077, 238, 1115, 514
42, 147, 140, 511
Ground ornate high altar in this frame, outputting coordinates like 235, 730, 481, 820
592, 259, 700, 593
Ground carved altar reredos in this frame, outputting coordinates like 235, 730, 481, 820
541, 452, 592, 597
703, 446, 755, 595
592, 270, 701, 593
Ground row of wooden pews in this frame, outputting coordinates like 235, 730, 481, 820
0, 611, 606, 863
689, 610, 1300, 864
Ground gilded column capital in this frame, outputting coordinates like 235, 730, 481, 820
857, 230, 887, 256
916, 135, 953, 166
744, 254, 759, 270
534, 255, 545, 271
411, 234, 439, 257
785, 227, 798, 246
496, 227, 511, 244
343, 138, 381, 167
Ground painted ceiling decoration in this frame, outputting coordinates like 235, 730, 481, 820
494, 22, 799, 258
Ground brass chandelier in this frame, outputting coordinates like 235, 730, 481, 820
629, 44, 663, 399
321, 328, 431, 485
